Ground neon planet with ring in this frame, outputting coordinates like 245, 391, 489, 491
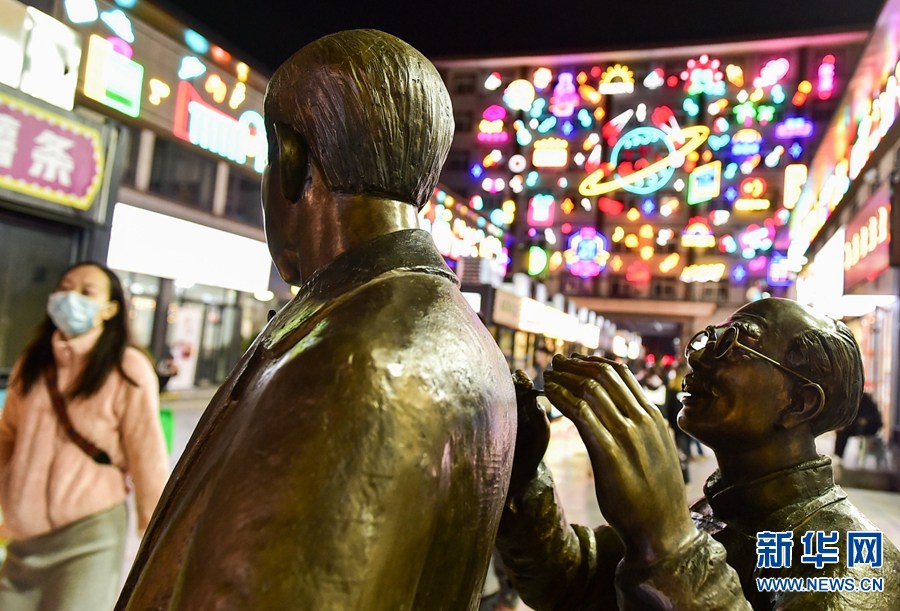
579, 125, 710, 196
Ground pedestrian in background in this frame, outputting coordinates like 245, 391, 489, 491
0, 262, 169, 611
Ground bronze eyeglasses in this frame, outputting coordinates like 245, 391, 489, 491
686, 325, 825, 398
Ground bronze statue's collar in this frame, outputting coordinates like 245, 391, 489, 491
702, 456, 845, 529
298, 228, 457, 302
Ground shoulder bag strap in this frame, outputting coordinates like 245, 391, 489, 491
44, 363, 116, 467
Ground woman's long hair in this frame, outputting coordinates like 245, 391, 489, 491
16, 262, 137, 399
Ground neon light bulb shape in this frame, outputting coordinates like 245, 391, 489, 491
550, 72, 579, 117
65, 0, 99, 24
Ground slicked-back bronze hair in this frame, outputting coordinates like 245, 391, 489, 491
786, 318, 864, 436
265, 29, 454, 209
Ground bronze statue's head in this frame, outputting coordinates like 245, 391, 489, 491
264, 29, 454, 209
680, 298, 862, 449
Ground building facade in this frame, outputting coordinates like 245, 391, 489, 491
792, 0, 900, 487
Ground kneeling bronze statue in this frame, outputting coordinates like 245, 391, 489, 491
500, 297, 900, 610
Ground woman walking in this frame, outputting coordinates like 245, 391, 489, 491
0, 262, 169, 610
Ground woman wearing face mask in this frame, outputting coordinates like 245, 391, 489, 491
0, 262, 169, 611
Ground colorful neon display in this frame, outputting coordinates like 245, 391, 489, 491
599, 64, 635, 95
817, 55, 836, 100
681, 217, 716, 248
550, 72, 579, 117
478, 105, 509, 143
680, 263, 726, 283
532, 137, 568, 168
687, 160, 721, 205
172, 81, 267, 172
527, 194, 556, 227
83, 35, 143, 118
579, 124, 708, 196
774, 117, 813, 139
682, 55, 724, 96
563, 228, 610, 278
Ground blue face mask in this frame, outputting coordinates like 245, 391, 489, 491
47, 291, 103, 338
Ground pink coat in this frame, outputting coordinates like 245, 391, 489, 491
0, 327, 169, 541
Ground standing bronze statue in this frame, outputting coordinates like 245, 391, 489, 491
500, 298, 899, 610
116, 30, 515, 610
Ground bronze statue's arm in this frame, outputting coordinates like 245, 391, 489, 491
496, 462, 623, 611
614, 531, 750, 610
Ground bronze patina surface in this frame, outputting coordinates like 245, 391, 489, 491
499, 298, 900, 610
116, 30, 515, 610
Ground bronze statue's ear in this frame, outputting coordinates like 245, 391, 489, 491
778, 384, 825, 429
273, 122, 309, 203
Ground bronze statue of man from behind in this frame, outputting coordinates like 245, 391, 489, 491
116, 30, 515, 610
500, 297, 899, 610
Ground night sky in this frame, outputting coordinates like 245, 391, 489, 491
159, 0, 886, 74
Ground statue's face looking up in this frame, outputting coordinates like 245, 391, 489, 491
677, 299, 828, 450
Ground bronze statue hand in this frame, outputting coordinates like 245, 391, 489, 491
507, 370, 550, 500
544, 355, 697, 566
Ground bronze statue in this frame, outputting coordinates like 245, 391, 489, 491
116, 30, 516, 610
499, 297, 899, 610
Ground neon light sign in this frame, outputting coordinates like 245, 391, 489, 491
527, 194, 556, 227
598, 64, 635, 95
817, 55, 836, 100
478, 105, 509, 143
687, 161, 721, 205
774, 117, 813, 139
173, 82, 267, 172
753, 58, 790, 89
83, 35, 143, 118
503, 79, 536, 111
532, 138, 568, 168
579, 124, 708, 196
682, 55, 724, 96
550, 72, 579, 117
782, 164, 807, 209
680, 263, 726, 283
681, 217, 716, 248
564, 228, 610, 278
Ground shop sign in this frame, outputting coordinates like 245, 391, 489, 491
0, 0, 82, 111
844, 186, 891, 291
0, 91, 103, 210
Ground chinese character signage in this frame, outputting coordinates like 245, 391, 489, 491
844, 185, 891, 291
0, 91, 104, 210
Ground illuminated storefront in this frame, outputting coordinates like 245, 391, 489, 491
792, 0, 900, 485
41, 0, 278, 387
0, 0, 123, 375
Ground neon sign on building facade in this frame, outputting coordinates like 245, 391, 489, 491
62, 0, 268, 173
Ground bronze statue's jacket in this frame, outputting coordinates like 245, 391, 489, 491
117, 229, 516, 610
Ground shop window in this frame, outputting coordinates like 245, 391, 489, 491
148, 138, 217, 211
651, 277, 678, 299
609, 275, 633, 298
445, 150, 470, 172
452, 72, 476, 95
225, 170, 264, 228
119, 126, 141, 187
453, 111, 473, 133
699, 281, 730, 303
